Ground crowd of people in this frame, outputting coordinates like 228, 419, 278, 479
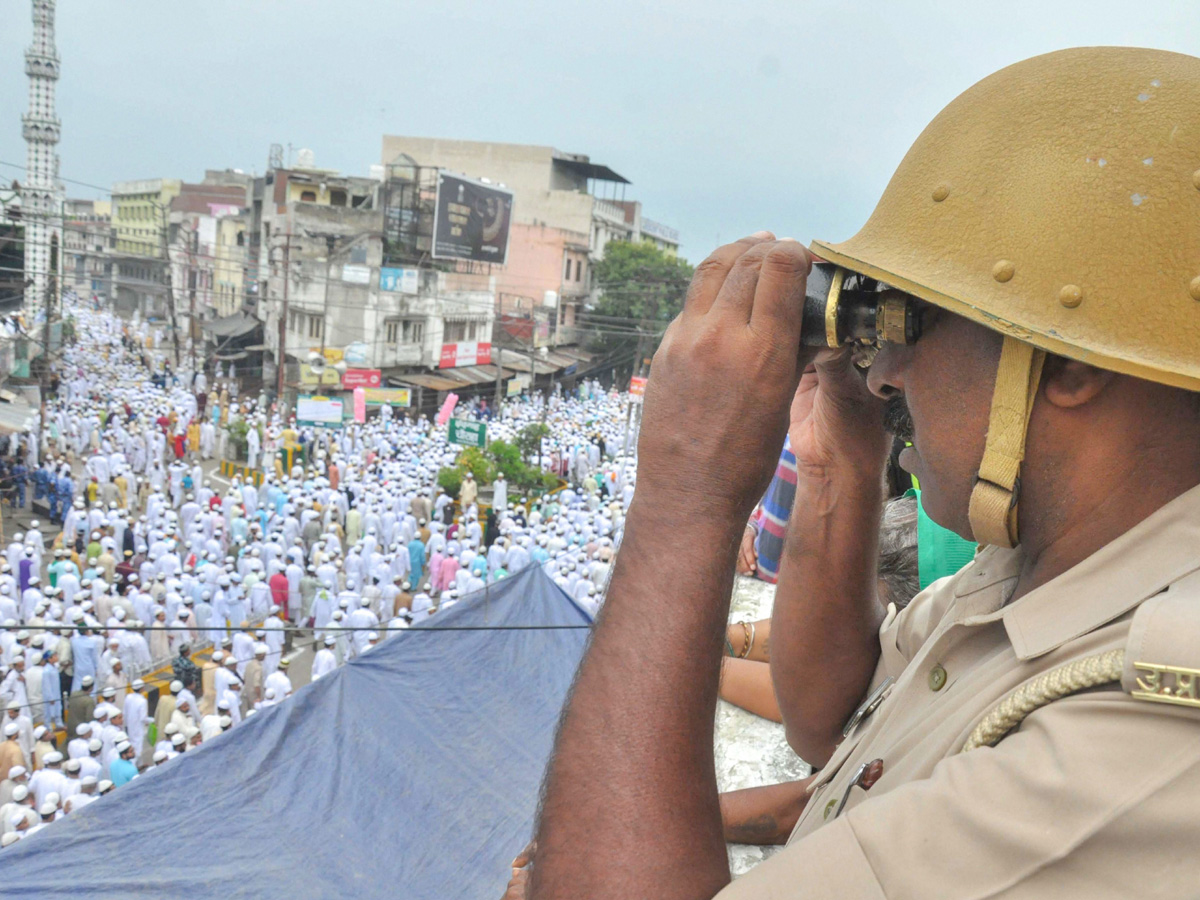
0, 298, 638, 846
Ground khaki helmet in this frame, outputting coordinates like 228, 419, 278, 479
811, 47, 1200, 548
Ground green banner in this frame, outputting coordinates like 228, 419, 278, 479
448, 418, 487, 448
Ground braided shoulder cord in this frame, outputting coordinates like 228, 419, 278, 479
961, 649, 1126, 752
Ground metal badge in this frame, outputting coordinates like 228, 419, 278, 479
1131, 662, 1200, 709
842, 675, 894, 737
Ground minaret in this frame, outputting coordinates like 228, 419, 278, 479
21, 0, 63, 311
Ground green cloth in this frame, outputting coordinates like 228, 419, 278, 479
907, 488, 978, 589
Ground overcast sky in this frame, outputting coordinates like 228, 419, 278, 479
2, 0, 1197, 262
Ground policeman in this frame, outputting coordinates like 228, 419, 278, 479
527, 48, 1200, 899
44, 468, 58, 522
53, 469, 74, 525
32, 463, 48, 504
11, 461, 27, 509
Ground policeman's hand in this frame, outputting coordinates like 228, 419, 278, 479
787, 350, 889, 483
637, 234, 811, 519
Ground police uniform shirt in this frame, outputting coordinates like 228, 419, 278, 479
717, 483, 1200, 899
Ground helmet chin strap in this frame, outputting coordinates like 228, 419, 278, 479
967, 337, 1046, 549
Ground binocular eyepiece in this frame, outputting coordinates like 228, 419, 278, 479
800, 263, 922, 348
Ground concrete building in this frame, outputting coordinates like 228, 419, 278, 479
213, 214, 247, 319
256, 156, 497, 396
167, 180, 250, 330
109, 178, 181, 317
62, 198, 112, 299
496, 222, 589, 346
378, 137, 680, 346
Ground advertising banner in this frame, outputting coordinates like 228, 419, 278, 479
353, 387, 366, 423
363, 388, 411, 407
629, 376, 648, 404
380, 267, 419, 294
341, 368, 382, 389
439, 341, 492, 369
432, 172, 514, 265
296, 395, 344, 428
300, 364, 341, 386
342, 264, 371, 285
448, 418, 487, 448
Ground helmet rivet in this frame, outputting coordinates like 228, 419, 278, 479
1059, 285, 1083, 308
932, 183, 951, 202
992, 260, 1015, 283
1189, 276, 1200, 301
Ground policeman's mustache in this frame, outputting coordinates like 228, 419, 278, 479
883, 396, 915, 442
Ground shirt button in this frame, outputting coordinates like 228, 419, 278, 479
928, 664, 947, 692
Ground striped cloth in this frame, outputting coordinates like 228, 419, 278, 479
751, 439, 797, 584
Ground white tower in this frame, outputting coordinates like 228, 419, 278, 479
22, 0, 63, 311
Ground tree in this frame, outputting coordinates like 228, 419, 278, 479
588, 241, 693, 371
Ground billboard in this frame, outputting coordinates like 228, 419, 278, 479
432, 172, 513, 265
439, 341, 492, 369
341, 368, 382, 389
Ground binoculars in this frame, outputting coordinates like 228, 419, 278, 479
800, 263, 922, 348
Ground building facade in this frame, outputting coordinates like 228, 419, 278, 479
255, 156, 497, 393
378, 137, 680, 347
62, 198, 112, 299
109, 178, 181, 317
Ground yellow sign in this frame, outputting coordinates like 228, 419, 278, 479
309, 347, 344, 363
300, 364, 341, 386
363, 388, 411, 407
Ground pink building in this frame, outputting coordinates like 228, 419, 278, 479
494, 222, 589, 345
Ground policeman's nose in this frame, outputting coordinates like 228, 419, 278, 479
866, 343, 906, 400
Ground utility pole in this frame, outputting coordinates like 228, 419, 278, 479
319, 234, 335, 357
275, 233, 291, 409
38, 232, 58, 456
493, 346, 503, 413
188, 224, 197, 374
159, 203, 181, 369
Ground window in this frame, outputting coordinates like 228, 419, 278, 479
403, 321, 424, 344
236, 232, 245, 247
575, 259, 582, 281
385, 321, 400, 343
564, 256, 572, 280
308, 315, 324, 339
444, 320, 466, 342
329, 189, 347, 207
300, 190, 317, 202
349, 245, 367, 264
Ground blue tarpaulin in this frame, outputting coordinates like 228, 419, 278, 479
2, 565, 591, 899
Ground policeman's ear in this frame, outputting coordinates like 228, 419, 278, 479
1041, 355, 1116, 410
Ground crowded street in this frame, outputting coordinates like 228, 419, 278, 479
0, 296, 633, 843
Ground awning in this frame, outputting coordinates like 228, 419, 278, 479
499, 356, 559, 376
0, 397, 36, 434
439, 364, 513, 387
202, 313, 259, 339
552, 157, 630, 184
392, 372, 465, 392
